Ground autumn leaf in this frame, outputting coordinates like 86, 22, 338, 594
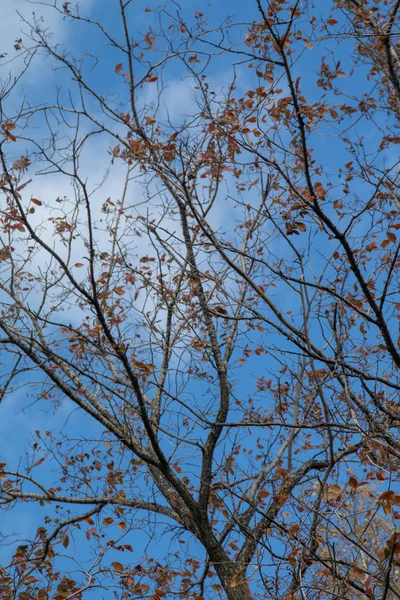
351, 566, 367, 582
288, 524, 300, 538
112, 561, 124, 573
330, 108, 339, 121
23, 576, 39, 585
115, 63, 123, 74
348, 476, 358, 489
114, 287, 125, 296
0, 247, 12, 261
214, 305, 228, 315
324, 484, 342, 501
229, 566, 246, 588
258, 489, 270, 500
296, 221, 307, 232
144, 32, 155, 50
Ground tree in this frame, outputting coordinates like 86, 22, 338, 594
1, 0, 400, 598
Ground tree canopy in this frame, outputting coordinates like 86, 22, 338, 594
1, 1, 400, 598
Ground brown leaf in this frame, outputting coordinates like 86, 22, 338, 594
0, 247, 12, 261
115, 63, 123, 74
214, 306, 228, 315
348, 476, 358, 489
325, 484, 342, 501
229, 566, 246, 588
112, 561, 124, 573
258, 490, 270, 500
351, 566, 367, 582
144, 32, 155, 50
296, 221, 307, 232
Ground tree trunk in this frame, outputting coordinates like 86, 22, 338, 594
199, 526, 253, 600
213, 561, 253, 600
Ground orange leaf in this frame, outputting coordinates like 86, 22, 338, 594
289, 524, 300, 537
144, 32, 155, 50
259, 489, 270, 499
325, 484, 342, 501
296, 221, 307, 232
351, 566, 367, 582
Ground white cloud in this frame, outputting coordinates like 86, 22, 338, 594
0, 0, 94, 75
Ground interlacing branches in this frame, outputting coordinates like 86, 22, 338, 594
0, 1, 400, 599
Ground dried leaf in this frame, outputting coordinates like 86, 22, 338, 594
351, 566, 367, 582
114, 287, 126, 296
144, 32, 155, 50
325, 484, 342, 501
